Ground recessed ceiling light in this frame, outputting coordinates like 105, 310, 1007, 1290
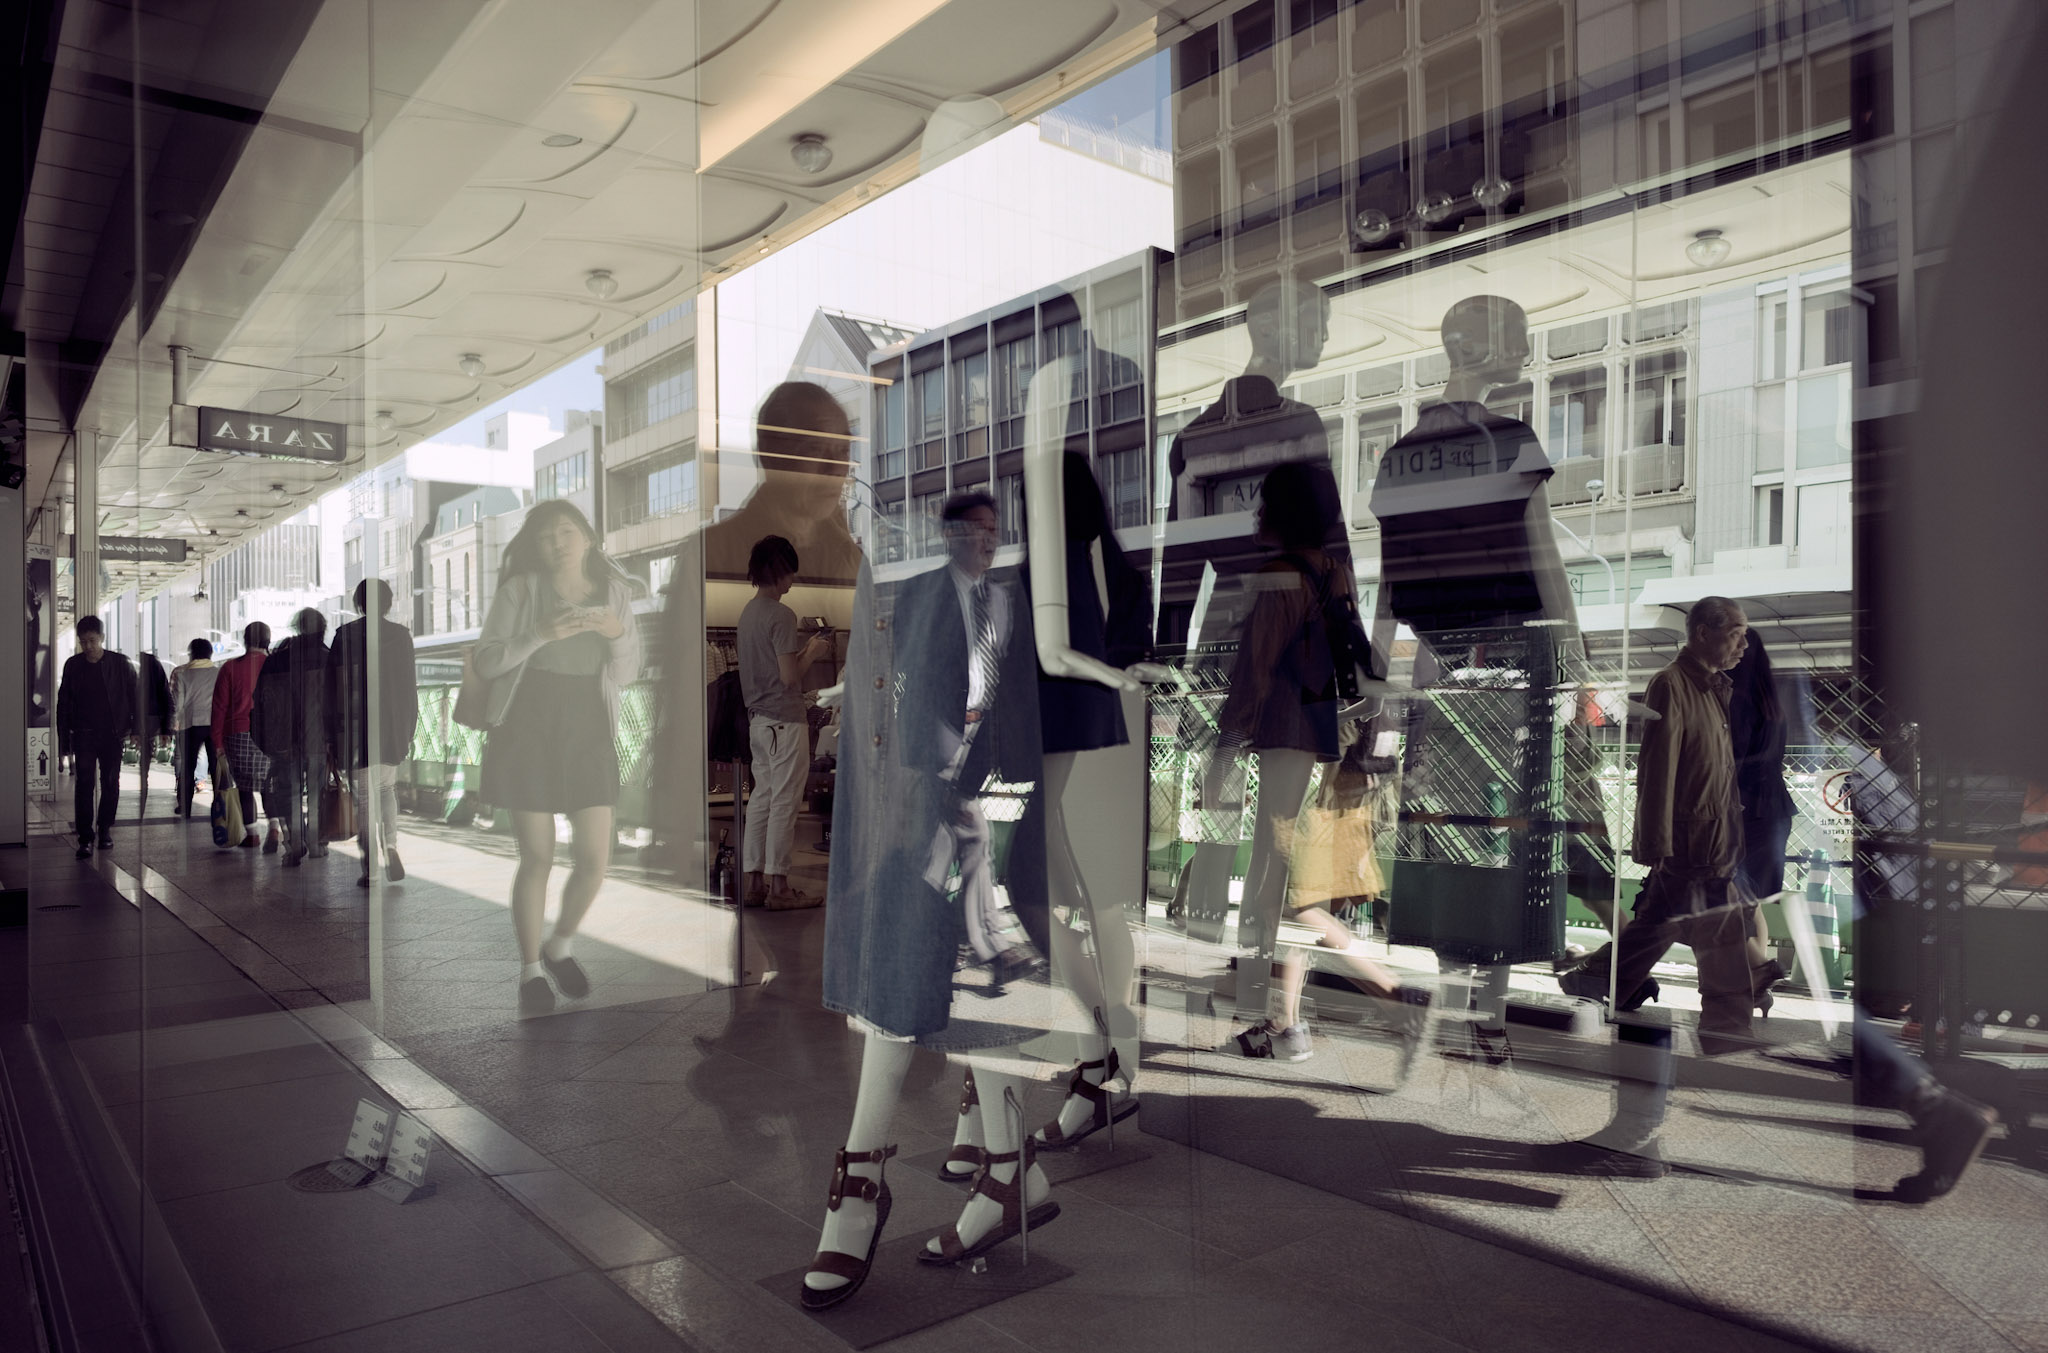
542, 132, 583, 148
586, 269, 618, 300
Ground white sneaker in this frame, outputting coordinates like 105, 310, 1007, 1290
1274, 1024, 1314, 1062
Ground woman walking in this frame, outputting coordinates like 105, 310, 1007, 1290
211, 622, 279, 851
472, 501, 641, 1016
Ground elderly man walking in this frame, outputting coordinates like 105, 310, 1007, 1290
1542, 597, 1764, 1175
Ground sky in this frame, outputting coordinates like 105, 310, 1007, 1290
433, 349, 604, 446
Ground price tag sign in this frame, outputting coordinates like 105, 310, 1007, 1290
343, 1100, 395, 1169
385, 1114, 434, 1188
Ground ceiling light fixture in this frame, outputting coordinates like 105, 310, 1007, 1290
790, 133, 833, 174
586, 269, 618, 300
1686, 228, 1732, 269
374, 410, 395, 433
459, 353, 485, 378
1417, 190, 1456, 226
542, 132, 583, 148
1471, 175, 1512, 210
1353, 208, 1393, 246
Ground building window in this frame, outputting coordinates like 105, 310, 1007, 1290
1355, 407, 1403, 494
1628, 351, 1687, 448
1755, 485, 1785, 546
913, 367, 945, 471
951, 349, 989, 462
1546, 367, 1607, 460
1759, 296, 1789, 381
462, 553, 472, 628
997, 472, 1025, 546
647, 458, 697, 518
1801, 288, 1856, 370
1104, 449, 1147, 531
878, 376, 906, 480
1093, 297, 1146, 427
647, 555, 676, 596
604, 299, 693, 357
913, 490, 946, 558
993, 334, 1036, 453
606, 351, 695, 439
536, 451, 589, 501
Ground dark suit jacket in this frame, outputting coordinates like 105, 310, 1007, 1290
893, 562, 1036, 793
58, 651, 136, 741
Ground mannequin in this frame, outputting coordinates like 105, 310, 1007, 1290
802, 357, 1140, 1306
1368, 295, 1578, 1065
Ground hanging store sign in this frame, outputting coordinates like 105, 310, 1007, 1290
170, 404, 347, 463
62, 534, 190, 563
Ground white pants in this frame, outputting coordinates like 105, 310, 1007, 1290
353, 763, 401, 856
744, 716, 807, 877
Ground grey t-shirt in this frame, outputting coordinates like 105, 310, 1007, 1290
739, 596, 806, 722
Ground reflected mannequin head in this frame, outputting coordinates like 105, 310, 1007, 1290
757, 380, 852, 524
941, 491, 1000, 580
1244, 278, 1331, 384
1684, 596, 1749, 672
1255, 459, 1344, 553
292, 607, 326, 641
748, 534, 800, 598
75, 614, 104, 661
1439, 295, 1532, 400
188, 637, 212, 661
504, 498, 614, 587
242, 621, 270, 652
354, 577, 395, 617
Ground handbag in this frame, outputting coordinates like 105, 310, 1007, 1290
452, 649, 493, 730
212, 757, 244, 847
321, 767, 357, 842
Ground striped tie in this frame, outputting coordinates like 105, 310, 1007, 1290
970, 579, 999, 710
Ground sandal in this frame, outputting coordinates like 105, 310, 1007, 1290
917, 1142, 1059, 1267
800, 1144, 897, 1311
937, 1070, 984, 1183
1033, 1050, 1138, 1150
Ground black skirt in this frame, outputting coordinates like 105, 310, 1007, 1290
482, 669, 619, 813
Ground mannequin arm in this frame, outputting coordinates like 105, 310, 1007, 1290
1024, 354, 1138, 692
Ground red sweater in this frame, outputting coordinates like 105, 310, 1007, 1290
211, 651, 267, 748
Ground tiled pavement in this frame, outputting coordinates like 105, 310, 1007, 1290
15, 773, 2048, 1352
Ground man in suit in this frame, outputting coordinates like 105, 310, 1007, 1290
58, 615, 136, 859
897, 492, 1035, 973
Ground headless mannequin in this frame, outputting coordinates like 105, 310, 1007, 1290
1371, 296, 1576, 1053
808, 361, 1142, 1293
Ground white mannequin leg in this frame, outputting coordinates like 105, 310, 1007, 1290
929, 1062, 1051, 1255
1235, 748, 1318, 1028
805, 1033, 914, 1293
1039, 750, 1139, 1140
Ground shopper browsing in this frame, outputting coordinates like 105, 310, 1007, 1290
739, 534, 831, 909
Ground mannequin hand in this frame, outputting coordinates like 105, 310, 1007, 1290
815, 683, 843, 708
1126, 662, 1172, 684
1041, 646, 1140, 691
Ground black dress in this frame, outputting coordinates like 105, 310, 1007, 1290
1031, 452, 1151, 755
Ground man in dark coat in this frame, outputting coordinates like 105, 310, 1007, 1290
57, 616, 135, 859
329, 579, 419, 884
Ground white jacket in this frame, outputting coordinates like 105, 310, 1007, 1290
171, 660, 220, 731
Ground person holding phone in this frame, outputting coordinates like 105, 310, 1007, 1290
739, 534, 832, 908
473, 500, 642, 1016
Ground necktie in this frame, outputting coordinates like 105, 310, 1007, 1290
970, 579, 998, 711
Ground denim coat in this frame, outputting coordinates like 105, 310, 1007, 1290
822, 557, 1054, 1044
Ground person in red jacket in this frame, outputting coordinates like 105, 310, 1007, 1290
211, 621, 280, 851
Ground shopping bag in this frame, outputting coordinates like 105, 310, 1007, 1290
212, 758, 244, 847
321, 768, 357, 842
452, 650, 494, 730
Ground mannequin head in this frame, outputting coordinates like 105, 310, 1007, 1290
756, 381, 853, 525
1439, 295, 1532, 401
1244, 278, 1331, 384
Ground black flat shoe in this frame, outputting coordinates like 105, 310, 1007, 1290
801, 1145, 897, 1311
519, 975, 556, 1017
541, 952, 591, 1000
75, 841, 92, 860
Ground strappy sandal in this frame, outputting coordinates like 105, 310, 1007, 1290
1033, 1050, 1138, 1150
937, 1069, 984, 1184
800, 1144, 897, 1311
917, 1142, 1059, 1267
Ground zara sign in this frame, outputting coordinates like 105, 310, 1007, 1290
171, 404, 347, 463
